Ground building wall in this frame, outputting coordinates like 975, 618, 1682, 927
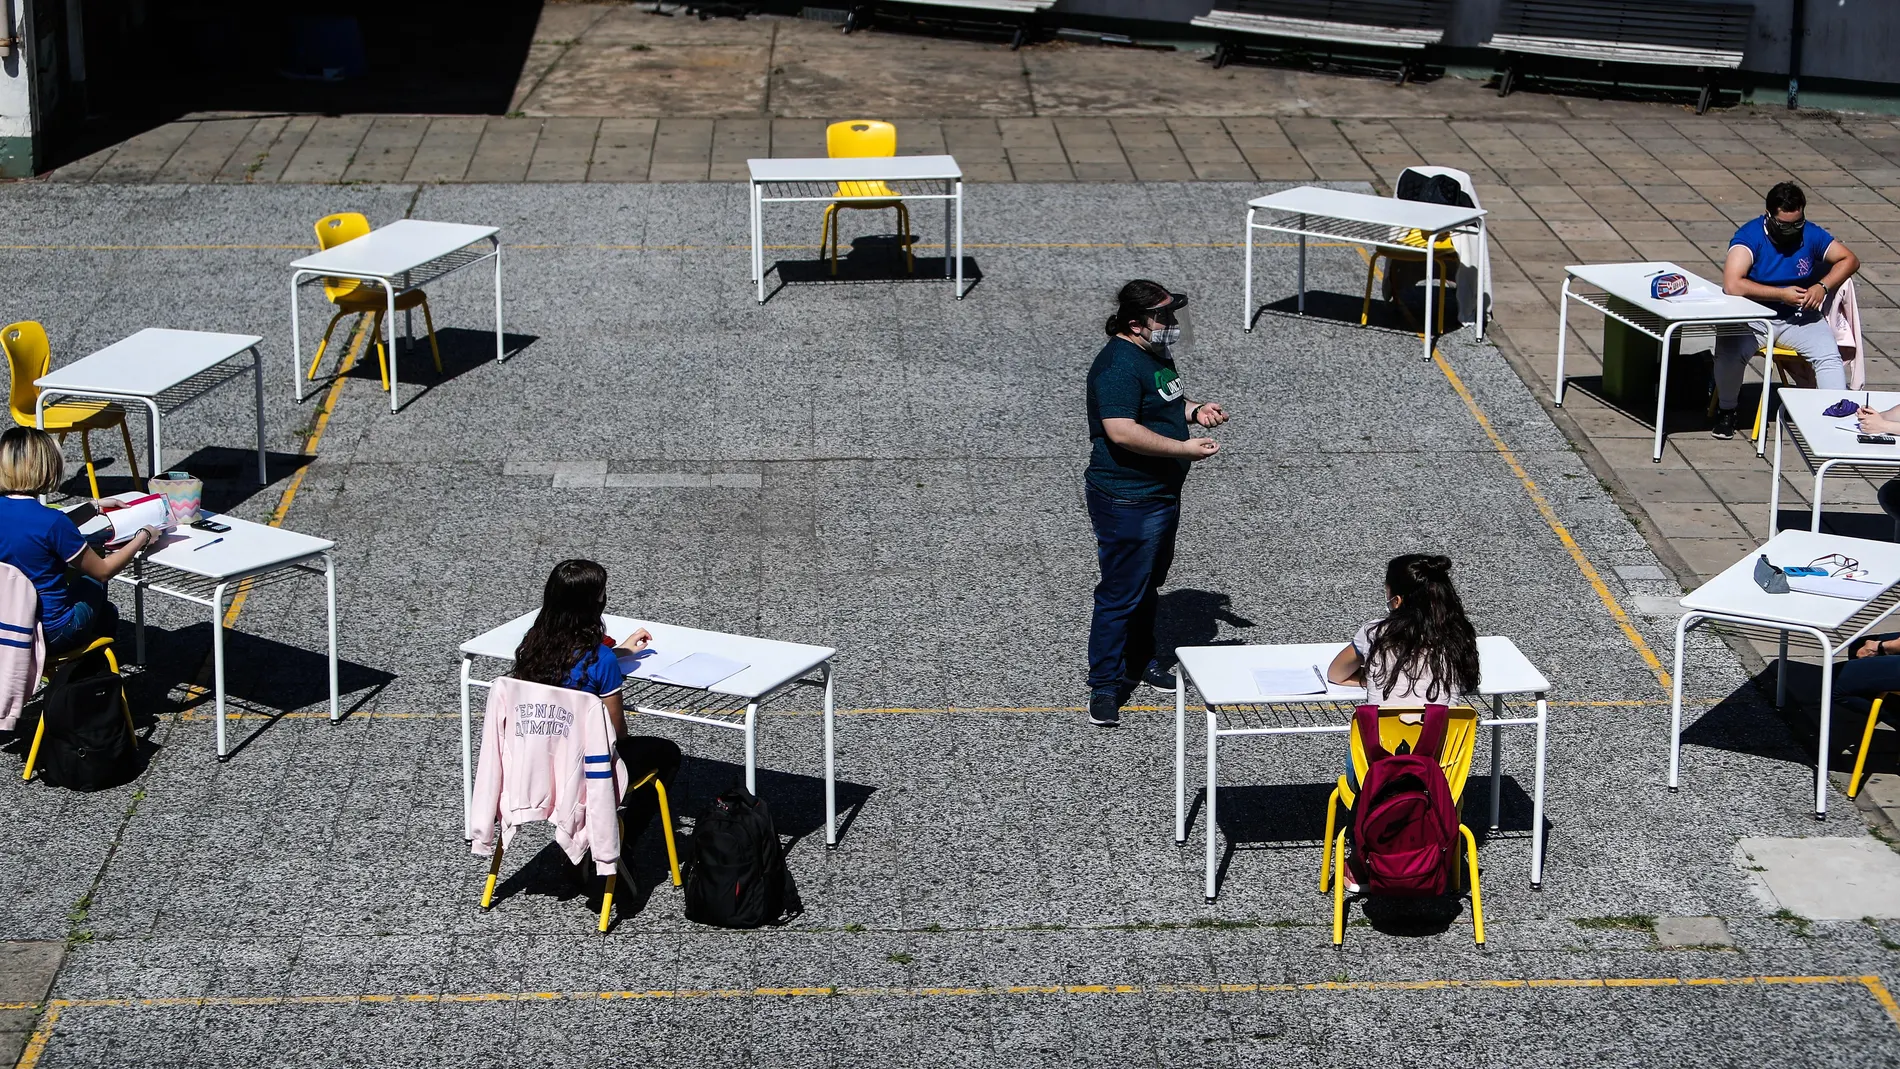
1051, 0, 1900, 87
0, 0, 35, 176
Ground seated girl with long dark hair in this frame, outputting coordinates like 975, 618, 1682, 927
513, 558, 681, 789
1326, 554, 1481, 786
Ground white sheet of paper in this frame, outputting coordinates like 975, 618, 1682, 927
1786, 575, 1886, 601
646, 651, 748, 689
1253, 666, 1328, 696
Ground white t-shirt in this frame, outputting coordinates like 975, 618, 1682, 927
1352, 619, 1462, 706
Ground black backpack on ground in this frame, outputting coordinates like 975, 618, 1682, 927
37, 649, 140, 791
683, 786, 795, 928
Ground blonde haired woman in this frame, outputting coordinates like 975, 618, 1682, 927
0, 427, 160, 655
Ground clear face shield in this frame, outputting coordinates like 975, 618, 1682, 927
1146, 292, 1192, 355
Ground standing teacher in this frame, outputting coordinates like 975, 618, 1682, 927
1083, 280, 1227, 729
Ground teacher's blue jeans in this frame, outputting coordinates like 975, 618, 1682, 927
1085, 485, 1179, 694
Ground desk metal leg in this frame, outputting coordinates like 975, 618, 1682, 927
385, 282, 400, 414
1776, 631, 1789, 709
212, 581, 230, 759
1754, 321, 1776, 457
1530, 697, 1547, 888
1296, 231, 1306, 315
744, 703, 759, 793
823, 662, 837, 847
251, 346, 267, 482
1475, 219, 1489, 341
1811, 459, 1842, 534
290, 272, 305, 404
1553, 281, 1572, 406
943, 182, 952, 284
1242, 209, 1255, 333
1203, 710, 1218, 902
1488, 696, 1504, 830
1174, 670, 1186, 844
1817, 644, 1835, 819
1422, 239, 1436, 362
141, 399, 161, 485
1669, 612, 1692, 790
492, 242, 506, 363
754, 183, 766, 304
323, 553, 339, 722
1769, 410, 1785, 534
460, 655, 475, 831
1651, 323, 1679, 462
954, 180, 964, 299
132, 570, 146, 665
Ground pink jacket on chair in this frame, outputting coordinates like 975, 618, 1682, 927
468, 676, 629, 875
0, 564, 47, 732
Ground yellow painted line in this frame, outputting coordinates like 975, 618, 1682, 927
1865, 974, 1900, 1029
13, 972, 1896, 1015
218, 317, 365, 629
1432, 348, 1670, 690
1352, 246, 1669, 692
15, 1002, 58, 1069
175, 695, 1717, 723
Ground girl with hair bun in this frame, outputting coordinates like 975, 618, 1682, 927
1326, 554, 1480, 789
1327, 553, 1481, 712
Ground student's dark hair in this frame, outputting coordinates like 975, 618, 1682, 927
1365, 553, 1480, 704
1105, 279, 1174, 337
513, 559, 610, 687
1765, 181, 1806, 216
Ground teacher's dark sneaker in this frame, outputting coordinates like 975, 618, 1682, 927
1140, 665, 1178, 693
1089, 691, 1121, 728
1710, 408, 1738, 440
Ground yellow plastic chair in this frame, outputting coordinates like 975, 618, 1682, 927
1319, 705, 1484, 945
1363, 229, 1453, 335
308, 213, 442, 392
23, 637, 134, 781
1848, 691, 1896, 800
479, 767, 682, 933
819, 121, 914, 277
3, 321, 140, 498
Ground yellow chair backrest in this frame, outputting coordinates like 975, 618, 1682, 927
1347, 705, 1479, 803
827, 120, 897, 159
1, 320, 51, 427
314, 213, 373, 302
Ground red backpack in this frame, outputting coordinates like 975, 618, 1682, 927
1345, 704, 1459, 897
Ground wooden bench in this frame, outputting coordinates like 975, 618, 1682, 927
1490, 0, 1754, 114
843, 0, 1056, 50
1192, 0, 1452, 84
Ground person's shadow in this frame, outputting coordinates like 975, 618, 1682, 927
1153, 589, 1254, 673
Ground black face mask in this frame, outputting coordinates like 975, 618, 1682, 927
1767, 217, 1805, 246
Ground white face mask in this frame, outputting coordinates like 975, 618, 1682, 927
1148, 324, 1181, 347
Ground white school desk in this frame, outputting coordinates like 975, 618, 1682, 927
1768, 388, 1900, 534
459, 613, 840, 844
288, 220, 504, 413
1670, 530, 1900, 818
1241, 186, 1488, 363
747, 156, 965, 302
35, 329, 267, 484
1175, 637, 1550, 901
1551, 261, 1778, 463
115, 515, 338, 758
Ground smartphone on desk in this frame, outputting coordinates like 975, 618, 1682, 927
191, 517, 232, 533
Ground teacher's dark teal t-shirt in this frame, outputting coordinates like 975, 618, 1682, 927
1085, 337, 1189, 502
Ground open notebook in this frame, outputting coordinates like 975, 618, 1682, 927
617, 648, 749, 689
